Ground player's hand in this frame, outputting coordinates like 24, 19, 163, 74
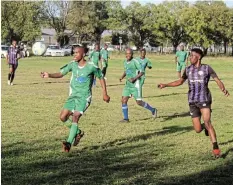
41, 72, 49, 78
103, 94, 110, 103
158, 83, 166, 89
222, 89, 229, 97
129, 78, 136, 83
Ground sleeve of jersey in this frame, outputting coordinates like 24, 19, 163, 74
208, 66, 218, 78
60, 62, 72, 76
175, 52, 179, 57
182, 69, 187, 80
147, 60, 152, 68
94, 67, 104, 79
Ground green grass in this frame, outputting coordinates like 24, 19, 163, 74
1, 54, 233, 185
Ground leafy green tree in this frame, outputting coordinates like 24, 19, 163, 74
1, 1, 42, 42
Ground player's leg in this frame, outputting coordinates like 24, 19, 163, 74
93, 76, 96, 87
176, 63, 182, 78
200, 107, 220, 157
102, 61, 107, 77
121, 86, 130, 122
8, 65, 14, 85
133, 83, 157, 118
10, 64, 18, 85
190, 103, 203, 133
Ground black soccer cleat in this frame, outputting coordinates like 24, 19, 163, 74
62, 141, 71, 152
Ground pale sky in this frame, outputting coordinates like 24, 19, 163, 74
121, 0, 233, 7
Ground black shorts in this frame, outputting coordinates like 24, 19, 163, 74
189, 102, 212, 118
9, 64, 18, 70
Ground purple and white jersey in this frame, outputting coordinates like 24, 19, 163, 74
182, 64, 217, 103
8, 46, 19, 64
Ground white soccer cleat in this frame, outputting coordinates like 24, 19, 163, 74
10, 83, 14, 86
8, 80, 10, 85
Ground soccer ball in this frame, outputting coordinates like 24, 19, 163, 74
32, 42, 46, 56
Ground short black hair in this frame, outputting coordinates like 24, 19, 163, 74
74, 45, 89, 54
191, 48, 204, 59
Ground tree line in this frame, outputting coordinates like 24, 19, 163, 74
1, 1, 233, 55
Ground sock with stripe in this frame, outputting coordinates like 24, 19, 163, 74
142, 102, 154, 112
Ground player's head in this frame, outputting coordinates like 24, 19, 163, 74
95, 43, 100, 51
11, 39, 17, 47
140, 48, 146, 58
73, 46, 89, 62
190, 48, 204, 64
104, 44, 108, 50
126, 48, 133, 61
180, 45, 184, 51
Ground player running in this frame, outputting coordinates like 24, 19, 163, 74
119, 48, 157, 122
136, 48, 152, 94
175, 45, 189, 78
89, 43, 101, 87
158, 48, 229, 158
41, 46, 110, 152
100, 44, 109, 79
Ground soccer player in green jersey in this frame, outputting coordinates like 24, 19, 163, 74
136, 48, 152, 91
41, 46, 110, 152
175, 45, 189, 78
89, 43, 101, 86
119, 48, 157, 122
100, 44, 109, 78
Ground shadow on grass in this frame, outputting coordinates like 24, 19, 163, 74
219, 139, 233, 146
2, 128, 232, 185
143, 92, 186, 99
82, 125, 193, 151
160, 112, 190, 122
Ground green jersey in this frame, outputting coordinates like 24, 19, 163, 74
60, 61, 103, 97
136, 57, 152, 79
89, 50, 101, 66
123, 58, 144, 88
100, 49, 109, 61
176, 51, 188, 63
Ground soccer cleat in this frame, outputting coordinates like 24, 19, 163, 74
10, 83, 14, 86
7, 80, 10, 85
119, 119, 130, 123
212, 149, 221, 158
73, 130, 84, 146
62, 141, 71, 152
152, 108, 157, 119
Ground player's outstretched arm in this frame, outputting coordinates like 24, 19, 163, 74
40, 72, 64, 78
99, 78, 110, 103
213, 77, 230, 97
119, 72, 126, 82
158, 78, 185, 89
129, 72, 144, 83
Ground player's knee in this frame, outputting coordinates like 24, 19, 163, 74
60, 115, 67, 122
122, 98, 127, 104
195, 128, 202, 133
73, 111, 82, 121
136, 100, 143, 106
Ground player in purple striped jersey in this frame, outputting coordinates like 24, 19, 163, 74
6, 39, 21, 86
158, 48, 229, 158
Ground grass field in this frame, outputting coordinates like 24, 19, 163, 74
1, 53, 233, 185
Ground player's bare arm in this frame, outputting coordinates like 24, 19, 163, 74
158, 78, 185, 89
213, 77, 230, 96
120, 72, 126, 82
129, 72, 144, 83
175, 56, 178, 64
40, 72, 64, 78
99, 78, 110, 103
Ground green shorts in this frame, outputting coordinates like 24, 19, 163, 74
63, 95, 92, 114
176, 62, 186, 72
122, 80, 142, 100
